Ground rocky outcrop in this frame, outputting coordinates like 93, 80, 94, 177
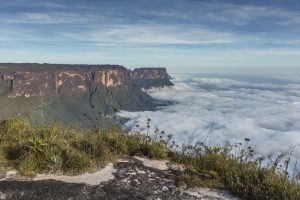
130, 67, 174, 89
0, 157, 238, 200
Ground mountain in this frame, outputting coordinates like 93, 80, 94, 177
130, 68, 174, 89
0, 63, 173, 126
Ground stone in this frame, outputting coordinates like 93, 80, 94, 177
0, 157, 239, 200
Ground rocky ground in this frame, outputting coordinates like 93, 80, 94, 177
0, 157, 238, 200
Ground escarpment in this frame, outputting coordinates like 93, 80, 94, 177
0, 63, 173, 125
130, 67, 174, 89
0, 64, 131, 98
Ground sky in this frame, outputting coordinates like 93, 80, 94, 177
0, 0, 300, 73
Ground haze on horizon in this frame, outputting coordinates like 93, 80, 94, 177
0, 0, 300, 74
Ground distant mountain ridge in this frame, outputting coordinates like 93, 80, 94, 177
130, 67, 174, 89
0, 63, 173, 126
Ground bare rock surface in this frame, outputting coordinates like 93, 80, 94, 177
0, 157, 238, 200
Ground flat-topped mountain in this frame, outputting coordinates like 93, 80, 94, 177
0, 63, 173, 97
0, 63, 173, 126
0, 64, 125, 97
131, 67, 174, 89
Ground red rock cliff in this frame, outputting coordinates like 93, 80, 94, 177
130, 68, 174, 89
0, 64, 131, 98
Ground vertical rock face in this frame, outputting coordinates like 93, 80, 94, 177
0, 64, 132, 98
0, 63, 157, 125
0, 64, 174, 98
130, 68, 174, 89
0, 63, 173, 125
131, 68, 169, 79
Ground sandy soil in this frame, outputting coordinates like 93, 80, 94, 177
134, 156, 169, 170
33, 163, 116, 185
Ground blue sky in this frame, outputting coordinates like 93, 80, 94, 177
1, 0, 300, 73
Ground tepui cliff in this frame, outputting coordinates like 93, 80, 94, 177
0, 63, 173, 125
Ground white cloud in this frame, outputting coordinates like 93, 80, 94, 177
0, 12, 84, 24
61, 24, 236, 46
1, 1, 300, 47
119, 74, 300, 171
138, 1, 300, 26
194, 2, 300, 26
33, 3, 66, 8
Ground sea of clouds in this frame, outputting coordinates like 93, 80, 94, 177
119, 73, 300, 169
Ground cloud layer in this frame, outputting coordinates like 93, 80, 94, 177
119, 74, 300, 169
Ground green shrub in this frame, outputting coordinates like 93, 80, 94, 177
61, 149, 92, 174
19, 157, 37, 177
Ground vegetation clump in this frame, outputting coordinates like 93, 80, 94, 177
0, 118, 299, 200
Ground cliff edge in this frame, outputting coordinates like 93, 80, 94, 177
0, 63, 173, 126
130, 67, 174, 89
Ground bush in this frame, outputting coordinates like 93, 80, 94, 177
61, 150, 92, 174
